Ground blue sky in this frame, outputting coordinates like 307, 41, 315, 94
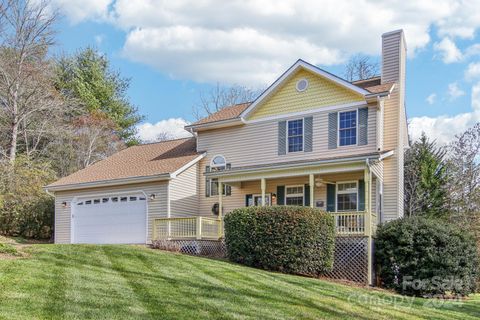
50, 0, 480, 144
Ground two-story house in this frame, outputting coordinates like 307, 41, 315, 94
46, 30, 408, 284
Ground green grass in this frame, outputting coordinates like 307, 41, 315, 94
0, 244, 478, 320
0, 243, 18, 255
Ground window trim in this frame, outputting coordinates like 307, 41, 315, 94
206, 178, 230, 197
286, 118, 304, 153
251, 193, 272, 206
337, 109, 358, 147
285, 184, 304, 205
210, 155, 227, 171
296, 78, 309, 92
335, 180, 359, 212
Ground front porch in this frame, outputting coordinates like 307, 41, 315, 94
152, 210, 375, 240
152, 159, 382, 285
153, 159, 381, 240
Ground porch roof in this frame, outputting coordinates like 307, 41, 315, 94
206, 151, 389, 182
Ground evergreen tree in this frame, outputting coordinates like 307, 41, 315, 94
55, 47, 143, 144
404, 133, 449, 218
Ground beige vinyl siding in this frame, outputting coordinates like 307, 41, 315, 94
54, 181, 168, 244
381, 30, 407, 222
197, 104, 377, 169
169, 163, 199, 217
370, 160, 384, 182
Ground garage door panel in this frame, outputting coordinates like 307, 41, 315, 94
73, 194, 146, 244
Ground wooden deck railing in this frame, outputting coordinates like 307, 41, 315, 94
330, 211, 378, 236
153, 211, 376, 240
153, 217, 222, 240
331, 211, 366, 236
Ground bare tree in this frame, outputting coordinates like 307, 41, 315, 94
0, 0, 58, 163
72, 114, 124, 169
447, 123, 480, 216
446, 123, 480, 250
155, 131, 175, 142
343, 54, 379, 82
193, 82, 260, 120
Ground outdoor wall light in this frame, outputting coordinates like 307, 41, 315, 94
61, 201, 67, 208
149, 194, 156, 200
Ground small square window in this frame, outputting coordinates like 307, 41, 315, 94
111, 197, 118, 202
130, 196, 137, 201
85, 200, 92, 205
93, 199, 100, 204
120, 197, 127, 202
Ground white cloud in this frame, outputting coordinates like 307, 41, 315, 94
433, 37, 463, 63
45, 0, 110, 24
123, 26, 341, 85
409, 82, 480, 145
426, 93, 437, 105
136, 118, 192, 142
447, 82, 465, 100
50, 0, 480, 85
465, 62, 480, 80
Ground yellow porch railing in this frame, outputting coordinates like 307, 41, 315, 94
153, 212, 376, 240
153, 217, 222, 240
330, 211, 373, 236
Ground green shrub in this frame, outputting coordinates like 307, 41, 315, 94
224, 206, 335, 276
375, 216, 479, 296
0, 158, 55, 239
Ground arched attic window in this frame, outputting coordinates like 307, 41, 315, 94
211, 155, 227, 171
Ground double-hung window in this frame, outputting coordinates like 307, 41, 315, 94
285, 185, 304, 205
287, 119, 303, 152
339, 110, 357, 146
208, 178, 228, 196
336, 182, 358, 211
206, 156, 231, 197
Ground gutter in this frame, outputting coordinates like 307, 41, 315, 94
184, 118, 243, 132
44, 173, 172, 192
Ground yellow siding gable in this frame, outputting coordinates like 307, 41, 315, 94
247, 69, 364, 120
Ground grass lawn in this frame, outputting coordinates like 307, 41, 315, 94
0, 244, 479, 320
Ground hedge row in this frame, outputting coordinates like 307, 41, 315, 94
224, 206, 335, 276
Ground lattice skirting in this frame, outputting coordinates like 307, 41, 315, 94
324, 236, 370, 284
151, 239, 226, 258
152, 237, 372, 284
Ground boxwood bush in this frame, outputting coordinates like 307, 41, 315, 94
224, 206, 335, 276
376, 216, 479, 297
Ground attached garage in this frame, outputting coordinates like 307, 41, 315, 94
46, 137, 204, 244
72, 194, 147, 244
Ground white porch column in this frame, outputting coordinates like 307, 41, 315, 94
309, 174, 315, 208
261, 178, 266, 206
218, 181, 223, 219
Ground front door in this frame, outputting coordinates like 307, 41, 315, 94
251, 194, 271, 206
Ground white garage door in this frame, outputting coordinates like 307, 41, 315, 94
72, 194, 147, 244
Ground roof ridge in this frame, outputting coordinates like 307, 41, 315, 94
136, 136, 194, 147
351, 76, 381, 84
